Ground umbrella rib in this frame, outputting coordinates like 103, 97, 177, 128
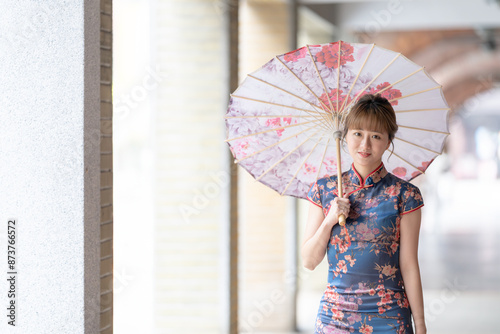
255, 129, 323, 182
397, 124, 450, 135
314, 136, 332, 182
340, 103, 350, 127
336, 41, 341, 115
275, 55, 332, 113
225, 119, 316, 142
344, 53, 402, 112
280, 138, 323, 195
299, 110, 335, 134
247, 75, 334, 128
375, 67, 425, 95
393, 136, 442, 155
388, 150, 425, 174
229, 95, 327, 116
235, 124, 320, 164
339, 43, 375, 113
304, 45, 335, 113
247, 74, 326, 113
389, 85, 442, 103
395, 107, 450, 114
225, 115, 322, 119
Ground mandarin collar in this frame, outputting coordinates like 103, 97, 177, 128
348, 163, 387, 187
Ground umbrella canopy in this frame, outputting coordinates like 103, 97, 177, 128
225, 41, 450, 199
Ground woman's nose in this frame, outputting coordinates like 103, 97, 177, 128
360, 136, 371, 148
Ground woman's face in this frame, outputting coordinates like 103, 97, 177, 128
346, 125, 391, 172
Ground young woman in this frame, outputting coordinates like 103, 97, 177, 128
302, 94, 426, 334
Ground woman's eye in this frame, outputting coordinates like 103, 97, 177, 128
354, 132, 361, 136
372, 135, 381, 140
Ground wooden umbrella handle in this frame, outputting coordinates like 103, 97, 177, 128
338, 214, 346, 226
334, 132, 346, 226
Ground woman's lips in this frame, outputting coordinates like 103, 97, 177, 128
358, 152, 371, 158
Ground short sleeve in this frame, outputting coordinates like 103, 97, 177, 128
401, 183, 424, 215
307, 181, 322, 208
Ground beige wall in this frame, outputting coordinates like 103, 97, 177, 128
152, 0, 227, 332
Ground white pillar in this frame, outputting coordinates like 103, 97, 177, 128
0, 1, 101, 333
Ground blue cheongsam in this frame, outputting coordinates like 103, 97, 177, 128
307, 163, 424, 334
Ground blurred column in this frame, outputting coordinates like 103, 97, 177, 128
151, 0, 229, 333
239, 1, 296, 332
223, 0, 240, 333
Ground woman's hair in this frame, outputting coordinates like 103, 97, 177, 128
342, 94, 398, 142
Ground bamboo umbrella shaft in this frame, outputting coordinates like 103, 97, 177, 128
334, 132, 346, 226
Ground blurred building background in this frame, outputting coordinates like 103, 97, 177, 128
112, 0, 500, 333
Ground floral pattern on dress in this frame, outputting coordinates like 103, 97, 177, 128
308, 163, 423, 333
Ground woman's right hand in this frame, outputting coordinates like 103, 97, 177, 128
302, 195, 351, 270
325, 195, 350, 226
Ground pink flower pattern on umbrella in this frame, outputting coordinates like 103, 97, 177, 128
362, 82, 402, 106
265, 117, 292, 136
319, 89, 353, 111
391, 167, 407, 178
324, 156, 338, 174
411, 159, 434, 178
303, 163, 317, 175
315, 42, 355, 69
231, 140, 251, 158
283, 47, 308, 62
